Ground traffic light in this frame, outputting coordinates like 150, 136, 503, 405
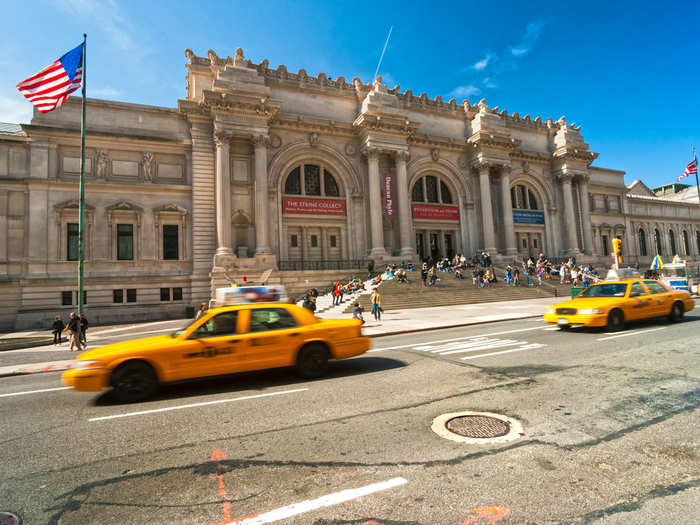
612, 237, 623, 266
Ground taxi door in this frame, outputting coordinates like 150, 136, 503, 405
236, 307, 303, 373
643, 280, 674, 317
625, 281, 654, 321
171, 311, 244, 381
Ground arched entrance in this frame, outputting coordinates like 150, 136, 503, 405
510, 181, 546, 258
410, 173, 460, 260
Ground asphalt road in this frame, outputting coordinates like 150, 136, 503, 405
1, 311, 699, 524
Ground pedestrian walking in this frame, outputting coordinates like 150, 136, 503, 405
421, 263, 428, 287
64, 312, 83, 351
79, 313, 89, 345
52, 315, 65, 345
370, 289, 382, 321
195, 302, 208, 320
302, 294, 316, 313
352, 302, 365, 324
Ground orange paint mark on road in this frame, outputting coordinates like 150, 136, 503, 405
211, 449, 231, 525
460, 506, 510, 525
42, 364, 55, 371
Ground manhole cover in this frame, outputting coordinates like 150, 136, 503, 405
446, 415, 510, 438
0, 511, 21, 525
432, 411, 524, 444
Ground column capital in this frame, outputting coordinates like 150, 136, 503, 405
213, 131, 232, 147
577, 173, 591, 184
252, 134, 270, 149
394, 150, 410, 163
361, 146, 380, 160
557, 173, 574, 184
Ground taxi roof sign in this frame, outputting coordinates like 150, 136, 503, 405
604, 267, 641, 281
213, 285, 288, 307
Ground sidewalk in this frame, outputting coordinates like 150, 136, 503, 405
0, 296, 561, 378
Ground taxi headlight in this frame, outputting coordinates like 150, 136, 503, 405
72, 360, 104, 370
546, 308, 556, 315
578, 308, 603, 315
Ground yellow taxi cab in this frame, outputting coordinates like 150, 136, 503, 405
543, 278, 695, 331
62, 302, 370, 402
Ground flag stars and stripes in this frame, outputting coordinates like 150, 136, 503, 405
677, 157, 697, 182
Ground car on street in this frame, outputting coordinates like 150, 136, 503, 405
543, 279, 695, 331
62, 303, 370, 402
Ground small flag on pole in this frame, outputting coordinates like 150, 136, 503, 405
677, 157, 697, 183
16, 43, 84, 114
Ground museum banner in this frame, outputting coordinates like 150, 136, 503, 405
282, 197, 346, 216
411, 203, 459, 221
383, 173, 395, 218
513, 210, 545, 224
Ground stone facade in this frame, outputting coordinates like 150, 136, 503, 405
0, 48, 698, 329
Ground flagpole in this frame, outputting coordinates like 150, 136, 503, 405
77, 33, 87, 315
693, 146, 699, 207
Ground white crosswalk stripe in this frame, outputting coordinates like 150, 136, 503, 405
408, 335, 546, 361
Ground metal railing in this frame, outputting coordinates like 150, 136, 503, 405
278, 259, 370, 271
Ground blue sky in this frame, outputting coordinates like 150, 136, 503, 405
2, 0, 698, 188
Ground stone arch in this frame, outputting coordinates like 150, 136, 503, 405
407, 156, 472, 202
509, 170, 554, 210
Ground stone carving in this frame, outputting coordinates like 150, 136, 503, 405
521, 161, 530, 174
395, 150, 410, 163
269, 133, 282, 149
458, 155, 468, 169
213, 131, 231, 147
252, 135, 270, 148
430, 148, 440, 162
95, 150, 109, 178
344, 143, 357, 156
233, 47, 246, 67
308, 132, 319, 147
141, 152, 154, 182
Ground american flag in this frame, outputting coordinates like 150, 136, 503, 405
16, 43, 84, 114
678, 157, 697, 182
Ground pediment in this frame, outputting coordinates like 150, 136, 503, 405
55, 199, 95, 211
106, 201, 143, 213
153, 203, 187, 215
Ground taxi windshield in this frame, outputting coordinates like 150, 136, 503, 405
577, 283, 628, 298
172, 319, 197, 337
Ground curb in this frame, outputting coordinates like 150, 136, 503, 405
0, 340, 54, 352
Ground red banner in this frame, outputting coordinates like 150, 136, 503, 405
411, 203, 459, 221
383, 173, 395, 218
282, 197, 346, 216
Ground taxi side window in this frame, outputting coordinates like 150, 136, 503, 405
629, 283, 647, 297
644, 281, 668, 295
248, 308, 298, 333
194, 312, 238, 338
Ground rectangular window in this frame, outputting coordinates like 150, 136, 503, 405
172, 287, 183, 301
330, 235, 337, 248
117, 224, 134, 260
126, 288, 137, 303
533, 238, 538, 249
160, 288, 171, 301
290, 234, 298, 248
602, 235, 609, 256
67, 223, 79, 261
163, 225, 179, 260
311, 235, 318, 248
79, 290, 87, 305
61, 291, 72, 306
113, 289, 123, 303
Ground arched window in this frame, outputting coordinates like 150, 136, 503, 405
669, 229, 676, 255
510, 184, 541, 210
283, 164, 341, 197
654, 229, 663, 255
682, 230, 690, 255
411, 175, 454, 204
638, 228, 647, 257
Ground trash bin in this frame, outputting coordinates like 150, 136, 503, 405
185, 306, 195, 318
570, 287, 584, 299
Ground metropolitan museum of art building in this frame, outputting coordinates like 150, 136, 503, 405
0, 48, 698, 328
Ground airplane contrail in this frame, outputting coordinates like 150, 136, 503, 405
373, 25, 393, 81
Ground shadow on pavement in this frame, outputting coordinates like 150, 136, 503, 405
93, 356, 406, 406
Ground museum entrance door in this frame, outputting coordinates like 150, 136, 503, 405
415, 229, 457, 261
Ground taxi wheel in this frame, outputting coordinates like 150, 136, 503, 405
668, 301, 684, 323
111, 361, 158, 402
295, 344, 330, 379
606, 309, 625, 332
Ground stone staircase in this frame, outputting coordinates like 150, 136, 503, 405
297, 280, 379, 317
343, 269, 573, 313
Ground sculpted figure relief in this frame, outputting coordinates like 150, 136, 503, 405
95, 150, 109, 178
142, 152, 154, 182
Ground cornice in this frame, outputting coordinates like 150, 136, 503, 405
468, 130, 521, 151
352, 113, 421, 137
269, 113, 356, 137
552, 145, 599, 164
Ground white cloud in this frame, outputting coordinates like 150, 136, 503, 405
483, 77, 498, 89
472, 55, 491, 71
510, 47, 529, 57
509, 20, 545, 58
450, 85, 480, 99
0, 91, 34, 124
60, 0, 137, 53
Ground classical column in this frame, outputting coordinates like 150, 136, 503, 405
365, 147, 386, 258
499, 167, 517, 255
394, 150, 414, 257
253, 135, 271, 255
578, 175, 594, 255
478, 166, 497, 252
214, 131, 233, 256
560, 174, 579, 254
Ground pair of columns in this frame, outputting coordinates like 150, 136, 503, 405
214, 132, 270, 259
366, 148, 413, 259
559, 174, 593, 255
477, 165, 517, 256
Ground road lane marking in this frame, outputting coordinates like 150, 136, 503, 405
596, 327, 667, 341
228, 477, 407, 524
369, 325, 549, 352
88, 388, 308, 422
461, 343, 546, 360
0, 386, 71, 398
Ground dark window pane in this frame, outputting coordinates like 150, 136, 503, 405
160, 288, 170, 301
324, 170, 340, 197
290, 235, 298, 247
518, 186, 527, 209
683, 231, 689, 254
669, 230, 676, 255
426, 176, 438, 203
304, 165, 321, 196
117, 224, 134, 260
440, 181, 452, 204
528, 190, 538, 210
284, 167, 301, 194
163, 225, 179, 260
173, 287, 183, 301
62, 291, 72, 306
67, 223, 79, 261
510, 187, 517, 209
126, 288, 137, 303
330, 235, 337, 248
412, 180, 424, 202
602, 235, 609, 256
113, 289, 123, 303
311, 235, 318, 248
655, 229, 663, 255
196, 311, 238, 337
639, 229, 647, 257
82, 290, 87, 305
248, 308, 298, 332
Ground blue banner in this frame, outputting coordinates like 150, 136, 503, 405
513, 210, 545, 224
